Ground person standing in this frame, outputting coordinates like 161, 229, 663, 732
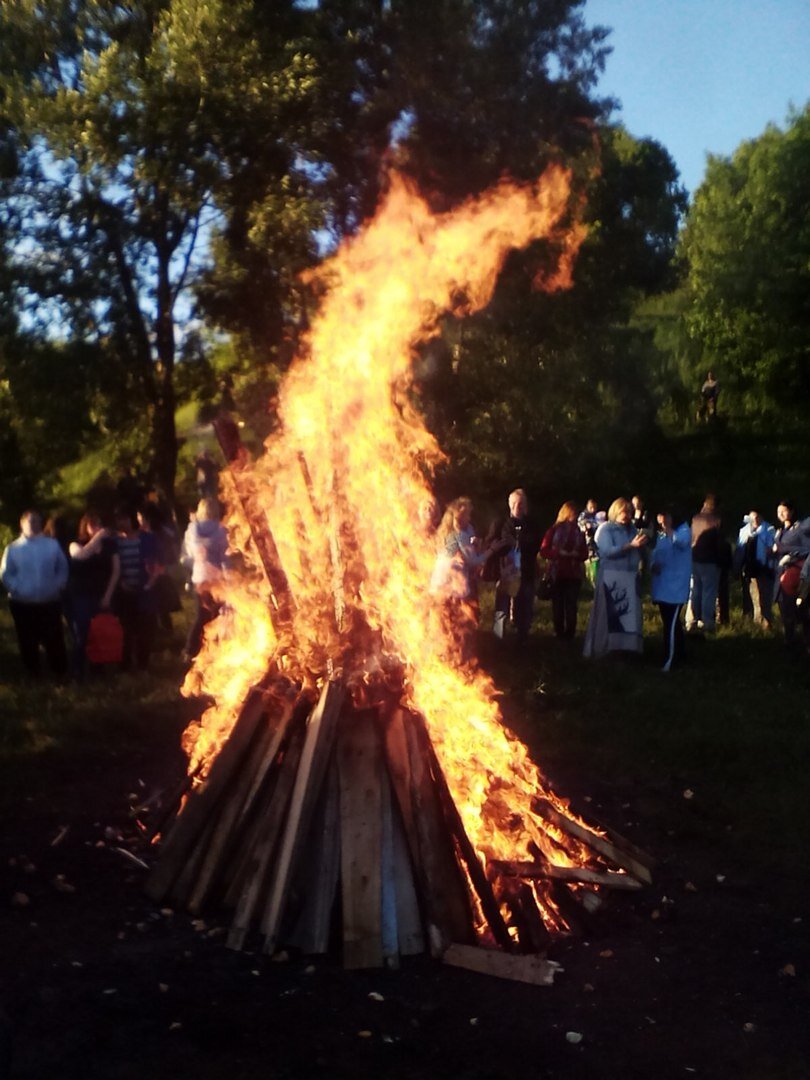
490, 489, 542, 645
114, 506, 161, 671
540, 502, 588, 639
735, 511, 776, 628
66, 512, 120, 679
1, 510, 69, 679
182, 497, 229, 660
686, 495, 723, 634
699, 371, 719, 421
578, 498, 600, 587
772, 501, 810, 650
650, 509, 692, 671
583, 498, 647, 658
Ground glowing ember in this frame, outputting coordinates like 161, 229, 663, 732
182, 166, 598, 920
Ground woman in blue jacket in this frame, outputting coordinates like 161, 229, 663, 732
650, 508, 692, 672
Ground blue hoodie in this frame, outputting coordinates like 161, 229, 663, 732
650, 523, 692, 605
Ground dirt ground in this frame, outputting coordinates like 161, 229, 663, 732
2, 691, 808, 1080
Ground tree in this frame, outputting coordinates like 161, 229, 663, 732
0, 0, 326, 501
417, 127, 687, 504
198, 0, 615, 366
678, 105, 810, 425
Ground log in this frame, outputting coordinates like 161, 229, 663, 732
532, 798, 653, 885
443, 943, 561, 986
491, 860, 644, 891
337, 709, 384, 969
498, 879, 551, 952
383, 709, 473, 953
260, 680, 345, 952
145, 687, 269, 902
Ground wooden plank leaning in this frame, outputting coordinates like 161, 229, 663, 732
383, 708, 473, 954
260, 679, 345, 954
186, 696, 298, 913
337, 708, 384, 969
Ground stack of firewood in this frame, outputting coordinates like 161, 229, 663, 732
144, 418, 653, 984
145, 674, 653, 984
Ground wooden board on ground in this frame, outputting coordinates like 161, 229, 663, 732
443, 943, 561, 986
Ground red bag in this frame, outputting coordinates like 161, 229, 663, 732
85, 613, 124, 664
779, 564, 802, 598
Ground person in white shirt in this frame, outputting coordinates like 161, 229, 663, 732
1, 509, 69, 678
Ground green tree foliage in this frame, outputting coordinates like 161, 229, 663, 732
198, 0, 615, 424
0, 0, 325, 500
0, 0, 686, 517
420, 127, 687, 506
678, 105, 810, 425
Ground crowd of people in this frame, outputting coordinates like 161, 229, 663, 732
3, 468, 810, 681
0, 477, 228, 682
428, 488, 810, 671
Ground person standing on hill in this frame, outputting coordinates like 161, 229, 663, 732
1, 509, 69, 679
699, 371, 719, 421
686, 495, 723, 634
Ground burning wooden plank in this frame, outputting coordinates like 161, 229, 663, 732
213, 413, 296, 628
532, 798, 653, 885
491, 860, 644, 890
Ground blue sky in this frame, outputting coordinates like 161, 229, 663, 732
584, 0, 810, 194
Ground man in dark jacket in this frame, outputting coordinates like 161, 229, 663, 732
489, 489, 542, 645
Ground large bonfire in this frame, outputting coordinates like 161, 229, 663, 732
149, 166, 651, 972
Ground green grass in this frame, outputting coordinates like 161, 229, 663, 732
0, 597, 192, 761
476, 582, 810, 885
1, 585, 807, 895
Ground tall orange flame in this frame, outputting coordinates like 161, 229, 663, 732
183, 166, 590, 877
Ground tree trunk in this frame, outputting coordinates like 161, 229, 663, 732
152, 248, 178, 504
